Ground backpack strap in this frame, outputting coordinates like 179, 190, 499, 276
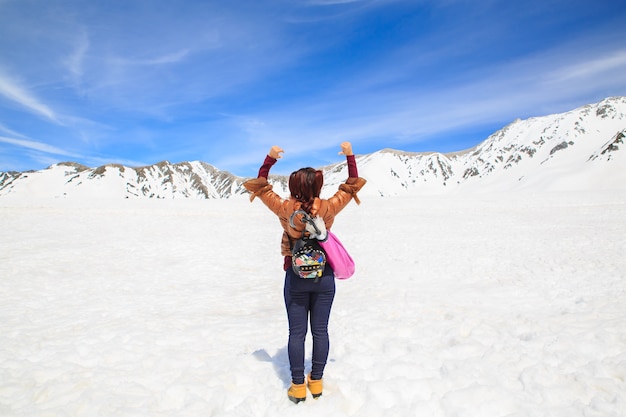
289, 210, 322, 238
289, 210, 306, 239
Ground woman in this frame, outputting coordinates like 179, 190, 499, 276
243, 142, 366, 404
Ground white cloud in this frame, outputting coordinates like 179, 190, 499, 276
65, 30, 90, 79
0, 122, 28, 139
108, 49, 192, 67
0, 73, 60, 123
547, 49, 626, 83
0, 136, 80, 158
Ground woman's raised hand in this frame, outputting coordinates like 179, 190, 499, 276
338, 142, 353, 156
268, 146, 284, 159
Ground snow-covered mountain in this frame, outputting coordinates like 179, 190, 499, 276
0, 160, 249, 199
328, 96, 626, 196
1, 97, 625, 199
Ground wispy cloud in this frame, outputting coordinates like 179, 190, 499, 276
0, 122, 28, 139
0, 134, 150, 169
107, 49, 192, 67
548, 49, 626, 84
225, 35, 626, 162
0, 73, 60, 123
65, 30, 90, 80
0, 136, 81, 159
1, 0, 625, 175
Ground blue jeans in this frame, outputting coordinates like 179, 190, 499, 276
284, 265, 335, 384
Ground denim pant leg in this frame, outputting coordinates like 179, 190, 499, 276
284, 266, 335, 384
309, 285, 335, 380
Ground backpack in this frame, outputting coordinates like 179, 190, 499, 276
289, 210, 327, 281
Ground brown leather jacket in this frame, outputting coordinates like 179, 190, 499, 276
243, 176, 367, 256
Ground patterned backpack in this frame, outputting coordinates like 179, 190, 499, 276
289, 210, 327, 281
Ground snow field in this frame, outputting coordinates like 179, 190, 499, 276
1, 191, 625, 416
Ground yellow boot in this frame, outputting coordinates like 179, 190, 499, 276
307, 374, 323, 399
287, 382, 306, 404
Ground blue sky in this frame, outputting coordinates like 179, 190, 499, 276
1, 0, 626, 177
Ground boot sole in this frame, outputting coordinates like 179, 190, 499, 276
288, 395, 306, 404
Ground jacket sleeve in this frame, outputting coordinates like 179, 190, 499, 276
257, 155, 277, 179
346, 154, 358, 178
242, 177, 285, 216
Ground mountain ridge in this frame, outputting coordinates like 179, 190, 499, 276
1, 96, 625, 199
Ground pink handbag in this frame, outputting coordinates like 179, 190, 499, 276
319, 231, 355, 280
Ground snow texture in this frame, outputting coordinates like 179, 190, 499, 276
1, 96, 626, 415
1, 189, 625, 417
